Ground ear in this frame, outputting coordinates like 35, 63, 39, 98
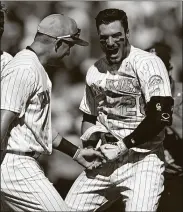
126, 29, 130, 39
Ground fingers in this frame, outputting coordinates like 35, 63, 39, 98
86, 158, 104, 170
83, 148, 104, 159
90, 149, 104, 159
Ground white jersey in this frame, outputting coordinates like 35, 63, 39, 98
80, 45, 172, 152
1, 49, 52, 154
0, 51, 13, 71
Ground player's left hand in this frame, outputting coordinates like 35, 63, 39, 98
100, 141, 128, 161
74, 148, 106, 170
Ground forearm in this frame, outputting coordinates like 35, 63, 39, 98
1, 120, 9, 163
81, 113, 100, 148
51, 129, 104, 169
81, 120, 95, 135
123, 116, 165, 148
1, 120, 9, 147
123, 96, 174, 149
52, 131, 79, 158
1, 110, 17, 164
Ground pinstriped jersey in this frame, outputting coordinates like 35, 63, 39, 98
80, 45, 172, 151
1, 49, 52, 154
0, 51, 13, 71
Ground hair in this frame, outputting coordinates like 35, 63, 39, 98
95, 8, 128, 33
34, 32, 53, 44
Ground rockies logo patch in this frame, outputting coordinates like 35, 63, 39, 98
148, 75, 163, 88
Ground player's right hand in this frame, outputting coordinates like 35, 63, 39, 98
74, 148, 106, 170
100, 141, 128, 161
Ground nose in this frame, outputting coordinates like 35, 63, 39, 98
106, 36, 115, 47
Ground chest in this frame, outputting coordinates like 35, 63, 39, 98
90, 60, 141, 95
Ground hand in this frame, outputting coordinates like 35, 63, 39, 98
100, 141, 128, 161
74, 148, 105, 170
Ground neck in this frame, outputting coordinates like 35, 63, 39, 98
125, 42, 131, 57
29, 42, 50, 68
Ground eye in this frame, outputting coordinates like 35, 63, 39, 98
100, 35, 108, 42
112, 32, 122, 38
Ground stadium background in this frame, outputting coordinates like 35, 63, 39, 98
2, 1, 182, 210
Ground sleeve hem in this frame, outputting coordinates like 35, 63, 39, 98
0, 105, 21, 114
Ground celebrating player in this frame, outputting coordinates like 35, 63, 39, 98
0, 2, 13, 71
0, 14, 104, 211
65, 9, 174, 211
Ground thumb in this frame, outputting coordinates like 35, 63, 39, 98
84, 161, 95, 170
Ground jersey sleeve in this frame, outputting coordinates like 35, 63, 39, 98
79, 83, 98, 116
1, 66, 36, 115
0, 52, 13, 71
137, 55, 172, 102
79, 67, 98, 116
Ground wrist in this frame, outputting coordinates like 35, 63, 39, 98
56, 137, 79, 158
73, 147, 82, 160
123, 135, 136, 149
117, 141, 129, 155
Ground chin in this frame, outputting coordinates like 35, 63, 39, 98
108, 56, 122, 64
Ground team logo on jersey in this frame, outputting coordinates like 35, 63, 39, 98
37, 90, 50, 109
148, 75, 163, 88
106, 78, 140, 94
156, 103, 162, 111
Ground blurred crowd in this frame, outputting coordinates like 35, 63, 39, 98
2, 1, 182, 143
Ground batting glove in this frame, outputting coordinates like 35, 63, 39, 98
100, 141, 128, 161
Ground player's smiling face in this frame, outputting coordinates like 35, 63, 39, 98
98, 20, 129, 64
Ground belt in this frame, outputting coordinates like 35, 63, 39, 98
5, 150, 41, 159
100, 133, 118, 144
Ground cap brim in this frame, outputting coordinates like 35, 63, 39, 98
63, 37, 89, 46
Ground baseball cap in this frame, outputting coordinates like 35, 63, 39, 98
37, 14, 89, 46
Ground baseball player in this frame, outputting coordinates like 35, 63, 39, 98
1, 14, 104, 211
65, 9, 174, 211
147, 42, 183, 212
0, 3, 13, 71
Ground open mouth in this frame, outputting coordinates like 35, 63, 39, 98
107, 48, 119, 56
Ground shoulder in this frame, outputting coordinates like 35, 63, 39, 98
129, 46, 163, 69
86, 57, 106, 77
1, 52, 13, 70
5, 49, 39, 73
130, 46, 155, 62
93, 57, 109, 73
84, 57, 108, 86
2, 50, 38, 79
2, 51, 13, 61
